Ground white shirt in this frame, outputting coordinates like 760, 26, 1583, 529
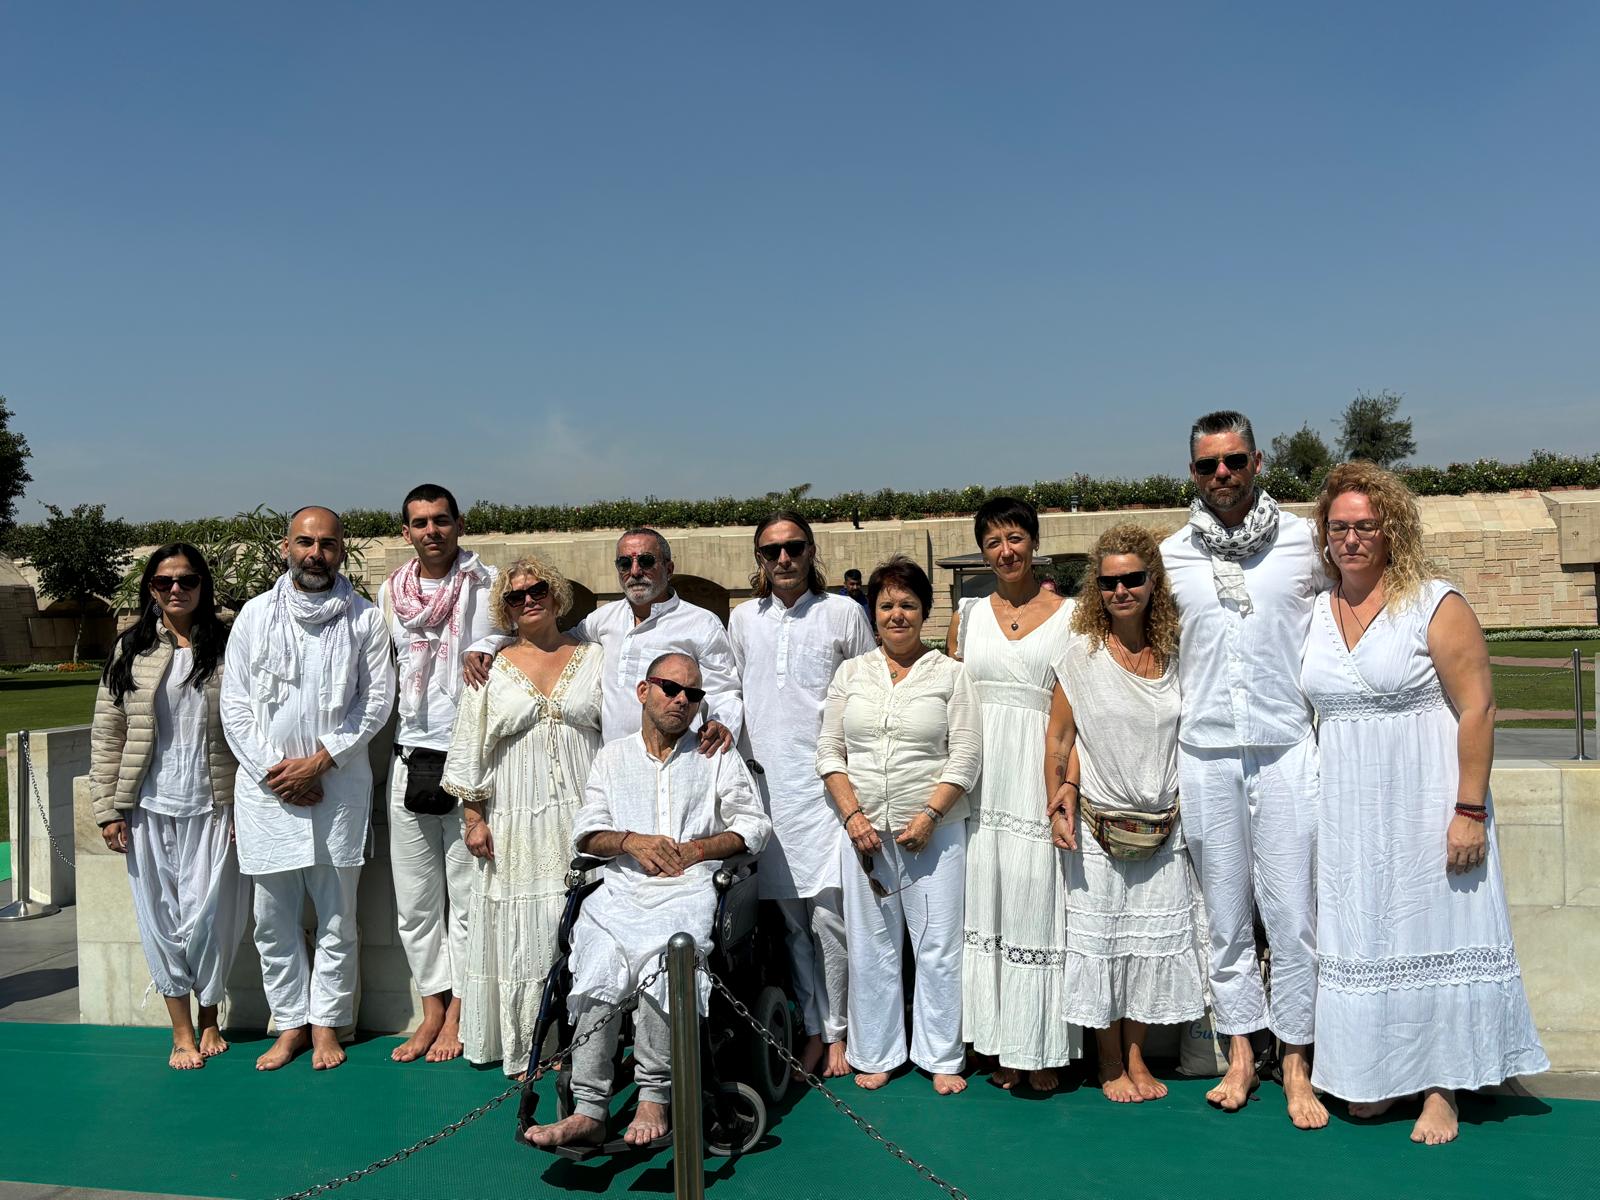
568, 732, 771, 1014
139, 646, 213, 818
815, 648, 983, 831
1161, 514, 1330, 749
729, 590, 876, 897
221, 589, 396, 874
571, 592, 744, 745
377, 560, 502, 751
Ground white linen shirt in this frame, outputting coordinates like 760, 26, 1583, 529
815, 648, 983, 832
221, 589, 395, 875
730, 591, 876, 898
377, 560, 502, 751
138, 646, 213, 818
568, 733, 771, 1015
571, 592, 743, 745
1161, 513, 1330, 749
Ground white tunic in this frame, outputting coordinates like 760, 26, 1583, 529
221, 591, 395, 875
571, 593, 744, 745
1302, 580, 1548, 1100
730, 591, 875, 898
1161, 515, 1329, 748
139, 647, 213, 818
568, 733, 771, 1015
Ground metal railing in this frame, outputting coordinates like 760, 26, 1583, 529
0, 730, 62, 922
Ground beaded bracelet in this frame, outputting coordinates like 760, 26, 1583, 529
1454, 805, 1487, 822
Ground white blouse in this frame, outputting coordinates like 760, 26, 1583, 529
139, 647, 213, 818
815, 647, 983, 832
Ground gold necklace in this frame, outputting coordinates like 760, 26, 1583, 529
994, 586, 1037, 633
1109, 633, 1155, 678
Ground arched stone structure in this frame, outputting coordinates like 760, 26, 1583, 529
560, 581, 598, 632
670, 574, 731, 626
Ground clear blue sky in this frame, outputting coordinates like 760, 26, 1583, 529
3, 2, 1597, 523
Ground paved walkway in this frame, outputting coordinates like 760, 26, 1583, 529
1492, 655, 1593, 669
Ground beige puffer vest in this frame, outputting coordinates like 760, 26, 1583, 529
88, 623, 237, 826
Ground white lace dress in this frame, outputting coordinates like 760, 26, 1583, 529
1302, 580, 1548, 1101
959, 597, 1082, 1069
442, 644, 603, 1076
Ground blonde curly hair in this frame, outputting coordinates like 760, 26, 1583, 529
1313, 462, 1434, 613
489, 554, 575, 631
1070, 523, 1180, 668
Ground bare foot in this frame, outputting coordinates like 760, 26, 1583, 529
1101, 1071, 1143, 1103
256, 1027, 310, 1071
169, 1041, 205, 1070
624, 1100, 670, 1146
1282, 1046, 1328, 1130
198, 1028, 230, 1058
426, 1014, 463, 1063
991, 1066, 1021, 1090
1126, 1057, 1167, 1100
392, 1008, 445, 1063
1205, 1060, 1259, 1111
855, 1071, 891, 1090
1028, 1068, 1060, 1093
797, 1033, 825, 1079
1349, 1097, 1398, 1120
310, 1025, 347, 1071
823, 1041, 851, 1078
525, 1113, 605, 1149
1411, 1089, 1459, 1146
933, 1073, 967, 1095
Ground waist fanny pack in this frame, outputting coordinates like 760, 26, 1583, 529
1079, 793, 1178, 861
397, 746, 454, 815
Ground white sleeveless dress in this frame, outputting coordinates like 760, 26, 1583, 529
1301, 580, 1547, 1101
959, 597, 1081, 1069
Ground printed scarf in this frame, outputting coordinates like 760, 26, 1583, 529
1186, 488, 1280, 615
385, 550, 490, 715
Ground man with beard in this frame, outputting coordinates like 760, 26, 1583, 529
523, 653, 769, 1150
1160, 411, 1329, 1129
221, 506, 395, 1071
571, 528, 742, 753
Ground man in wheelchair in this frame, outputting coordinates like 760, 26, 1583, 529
523, 652, 771, 1152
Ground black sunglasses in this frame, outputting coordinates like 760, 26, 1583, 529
857, 851, 910, 899
503, 580, 551, 608
151, 574, 202, 593
757, 539, 810, 562
1192, 452, 1252, 476
1097, 571, 1149, 592
615, 553, 660, 572
646, 676, 706, 704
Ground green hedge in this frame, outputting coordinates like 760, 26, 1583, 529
7, 451, 1599, 552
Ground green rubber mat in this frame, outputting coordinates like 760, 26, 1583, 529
0, 1022, 1589, 1200
1, 841, 10, 883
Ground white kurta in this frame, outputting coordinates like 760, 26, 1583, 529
1302, 581, 1548, 1100
729, 591, 875, 899
568, 734, 770, 1016
571, 593, 744, 745
220, 591, 395, 875
442, 645, 604, 1076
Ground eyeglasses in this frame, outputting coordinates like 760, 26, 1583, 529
615, 553, 660, 572
856, 851, 911, 899
151, 574, 202, 593
503, 580, 551, 608
757, 539, 810, 562
1096, 571, 1148, 592
646, 676, 706, 703
1326, 520, 1383, 539
1192, 452, 1252, 476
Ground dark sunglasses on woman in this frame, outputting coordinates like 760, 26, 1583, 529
503, 580, 551, 608
1097, 571, 1149, 592
757, 539, 810, 562
151, 574, 202, 593
646, 676, 706, 703
1192, 452, 1251, 476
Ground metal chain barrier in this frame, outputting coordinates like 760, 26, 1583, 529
19, 733, 75, 869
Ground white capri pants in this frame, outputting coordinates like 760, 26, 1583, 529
389, 752, 474, 997
1178, 735, 1319, 1045
252, 864, 362, 1030
840, 819, 967, 1075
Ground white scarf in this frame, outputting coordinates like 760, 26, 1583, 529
1186, 488, 1281, 616
253, 573, 359, 723
385, 550, 490, 716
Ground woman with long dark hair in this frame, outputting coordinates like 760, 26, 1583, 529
89, 543, 250, 1070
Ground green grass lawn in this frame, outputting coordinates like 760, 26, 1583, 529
1, 673, 100, 845
1491, 656, 1595, 726
1486, 637, 1600, 660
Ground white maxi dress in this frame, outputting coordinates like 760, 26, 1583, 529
959, 597, 1082, 1069
1301, 580, 1548, 1101
442, 645, 603, 1076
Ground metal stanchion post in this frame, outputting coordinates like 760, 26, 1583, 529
0, 731, 61, 922
1575, 650, 1591, 761
667, 931, 705, 1200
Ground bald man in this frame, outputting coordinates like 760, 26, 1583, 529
221, 506, 395, 1071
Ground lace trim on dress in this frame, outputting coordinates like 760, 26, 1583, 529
976, 808, 1054, 840
442, 780, 491, 802
964, 930, 1067, 967
1311, 679, 1449, 722
1319, 945, 1521, 993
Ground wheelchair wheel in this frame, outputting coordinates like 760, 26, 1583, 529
746, 986, 793, 1103
704, 1082, 766, 1158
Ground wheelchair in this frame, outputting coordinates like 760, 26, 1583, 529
516, 848, 796, 1162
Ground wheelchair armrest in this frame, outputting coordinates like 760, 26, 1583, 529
713, 850, 759, 893
570, 854, 609, 874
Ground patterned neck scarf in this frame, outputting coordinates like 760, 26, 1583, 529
386, 550, 490, 712
1186, 488, 1281, 615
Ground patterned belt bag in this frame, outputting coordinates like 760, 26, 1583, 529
1079, 793, 1178, 862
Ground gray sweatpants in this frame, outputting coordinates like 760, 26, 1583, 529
569, 994, 672, 1122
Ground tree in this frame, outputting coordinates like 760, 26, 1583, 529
1337, 389, 1417, 468
1269, 423, 1335, 482
0, 396, 32, 536
30, 503, 134, 663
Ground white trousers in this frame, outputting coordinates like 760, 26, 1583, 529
778, 890, 848, 1041
125, 807, 250, 1006
389, 754, 474, 997
252, 864, 362, 1029
840, 820, 966, 1075
1178, 736, 1319, 1045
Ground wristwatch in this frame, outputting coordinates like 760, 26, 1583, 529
921, 804, 943, 825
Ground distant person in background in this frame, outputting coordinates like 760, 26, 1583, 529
90, 543, 248, 1071
840, 568, 870, 618
1039, 578, 1060, 595
1303, 463, 1547, 1144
